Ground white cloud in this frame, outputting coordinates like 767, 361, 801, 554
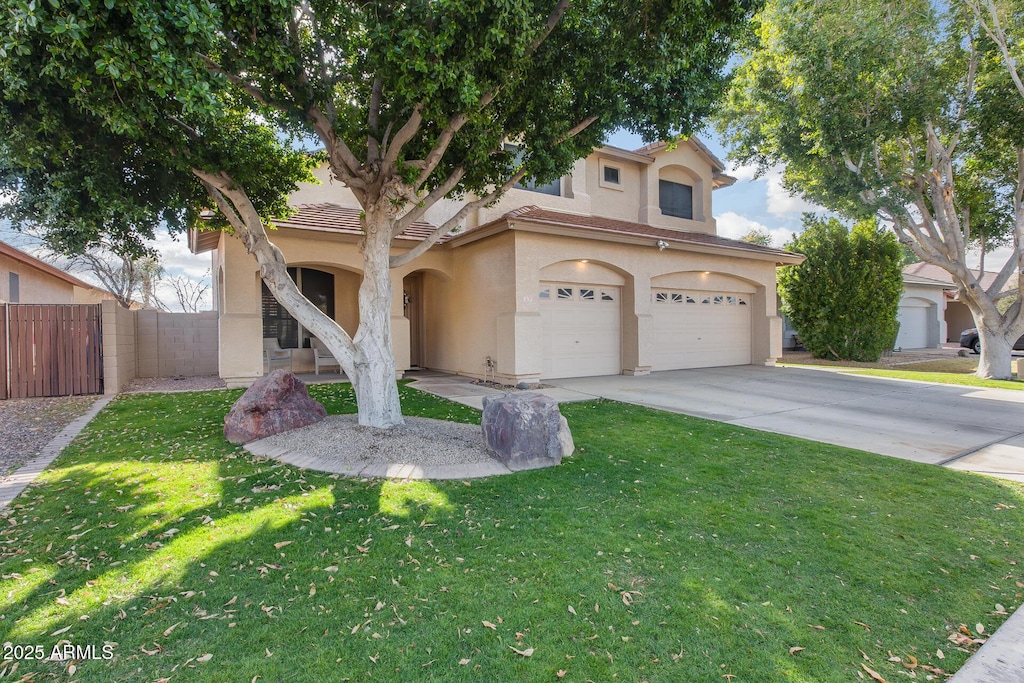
725, 161, 759, 183
761, 166, 823, 217
716, 212, 795, 249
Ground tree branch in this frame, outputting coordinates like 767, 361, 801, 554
192, 168, 358, 368
394, 167, 467, 234
380, 104, 424, 173
389, 166, 530, 269
368, 78, 383, 163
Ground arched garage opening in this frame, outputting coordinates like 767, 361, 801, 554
896, 297, 938, 349
649, 271, 757, 370
537, 260, 627, 379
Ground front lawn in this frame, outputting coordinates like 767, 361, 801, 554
841, 359, 1022, 390
1, 384, 1021, 682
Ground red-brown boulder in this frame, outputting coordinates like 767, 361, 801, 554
224, 370, 326, 445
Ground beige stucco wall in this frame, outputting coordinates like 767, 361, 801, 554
287, 140, 721, 238
946, 300, 975, 342
216, 228, 453, 386
639, 144, 717, 234
101, 299, 137, 395
0, 253, 76, 304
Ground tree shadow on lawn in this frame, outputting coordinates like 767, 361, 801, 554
0, 387, 1021, 682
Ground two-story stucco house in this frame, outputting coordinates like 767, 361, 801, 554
190, 139, 802, 388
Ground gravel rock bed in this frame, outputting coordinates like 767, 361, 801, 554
0, 395, 98, 476
252, 414, 497, 469
122, 375, 227, 393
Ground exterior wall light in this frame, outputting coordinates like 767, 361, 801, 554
656, 240, 669, 251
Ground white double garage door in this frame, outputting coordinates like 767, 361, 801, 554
539, 281, 752, 379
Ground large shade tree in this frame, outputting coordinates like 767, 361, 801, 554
717, 0, 1024, 379
1, 0, 759, 426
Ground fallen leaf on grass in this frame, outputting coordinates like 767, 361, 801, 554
483, 620, 497, 631
196, 653, 213, 662
50, 625, 72, 636
789, 647, 805, 656
510, 646, 534, 657
557, 670, 567, 678
853, 621, 871, 631
273, 541, 292, 550
861, 663, 888, 682
163, 622, 180, 637
936, 649, 944, 660
568, 605, 577, 616
902, 655, 918, 670
140, 644, 162, 656
458, 658, 471, 666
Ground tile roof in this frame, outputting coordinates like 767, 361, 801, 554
903, 262, 1018, 292
273, 203, 440, 241
903, 272, 954, 288
489, 206, 800, 260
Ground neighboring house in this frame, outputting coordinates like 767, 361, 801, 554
0, 240, 110, 304
902, 263, 1018, 342
896, 273, 949, 350
190, 139, 803, 387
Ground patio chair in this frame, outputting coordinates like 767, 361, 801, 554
263, 337, 293, 372
311, 337, 342, 375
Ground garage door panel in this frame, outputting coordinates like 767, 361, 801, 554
651, 289, 751, 370
540, 283, 621, 379
896, 304, 930, 349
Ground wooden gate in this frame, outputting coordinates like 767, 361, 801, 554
2, 304, 103, 399
0, 305, 7, 400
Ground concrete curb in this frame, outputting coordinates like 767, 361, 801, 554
0, 395, 114, 510
244, 439, 513, 481
949, 607, 1024, 682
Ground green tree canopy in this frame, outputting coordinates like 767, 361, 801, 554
1, 0, 760, 425
716, 0, 1024, 379
779, 215, 903, 362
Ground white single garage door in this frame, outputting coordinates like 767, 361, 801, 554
896, 302, 930, 349
651, 289, 751, 370
540, 283, 621, 379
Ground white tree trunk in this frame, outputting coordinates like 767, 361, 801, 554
975, 325, 1016, 380
350, 211, 404, 428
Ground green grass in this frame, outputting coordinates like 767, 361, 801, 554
846, 368, 1023, 389
1, 384, 1022, 682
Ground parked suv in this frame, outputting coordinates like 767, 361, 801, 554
959, 327, 1024, 354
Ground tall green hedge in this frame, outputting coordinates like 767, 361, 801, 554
779, 216, 903, 362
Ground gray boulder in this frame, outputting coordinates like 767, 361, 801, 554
481, 392, 574, 471
224, 370, 327, 445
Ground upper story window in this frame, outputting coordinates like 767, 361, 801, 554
659, 180, 694, 220
598, 159, 623, 191
505, 144, 562, 197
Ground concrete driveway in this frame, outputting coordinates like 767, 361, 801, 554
548, 365, 1024, 481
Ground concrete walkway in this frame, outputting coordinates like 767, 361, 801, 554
0, 395, 113, 510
